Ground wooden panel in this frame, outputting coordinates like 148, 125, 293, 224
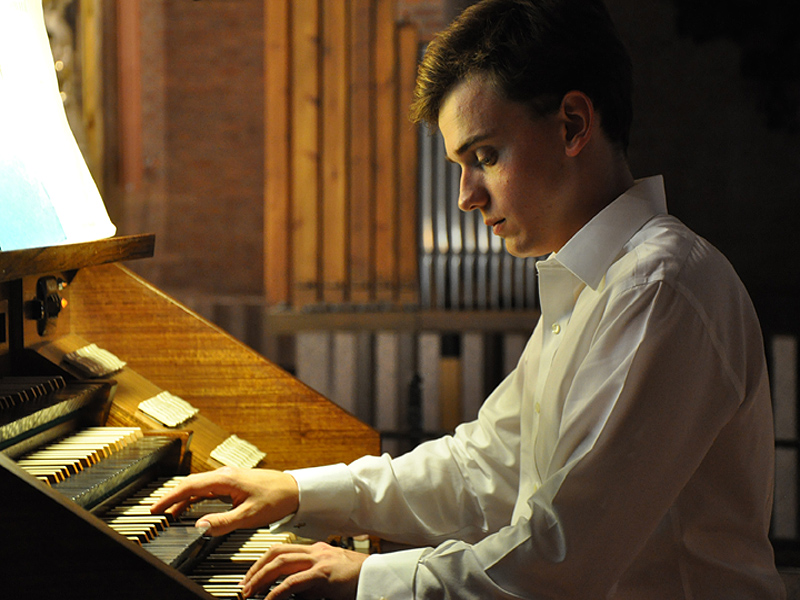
262, 0, 419, 308
264, 0, 292, 305
0, 234, 154, 283
397, 23, 420, 305
0, 238, 379, 599
291, 0, 322, 306
64, 263, 379, 470
348, 0, 375, 303
321, 1, 350, 304
374, 0, 398, 302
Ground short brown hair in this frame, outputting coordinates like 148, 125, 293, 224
409, 0, 633, 151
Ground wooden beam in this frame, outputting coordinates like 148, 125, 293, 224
397, 23, 420, 305
291, 0, 322, 306
262, 309, 541, 334
321, 1, 350, 304
348, 0, 375, 303
374, 0, 399, 303
264, 0, 292, 305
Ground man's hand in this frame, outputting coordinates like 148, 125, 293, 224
242, 541, 368, 600
149, 466, 299, 536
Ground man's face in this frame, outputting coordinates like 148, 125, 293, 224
438, 76, 576, 258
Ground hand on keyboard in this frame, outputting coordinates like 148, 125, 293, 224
242, 540, 367, 600
150, 466, 300, 536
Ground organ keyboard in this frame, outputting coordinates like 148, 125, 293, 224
0, 235, 380, 599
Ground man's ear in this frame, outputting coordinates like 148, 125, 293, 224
560, 91, 594, 157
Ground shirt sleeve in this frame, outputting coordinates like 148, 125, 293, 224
356, 549, 426, 600
291, 278, 764, 599
285, 355, 530, 545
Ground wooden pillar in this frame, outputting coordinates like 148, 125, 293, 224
321, 1, 350, 305
291, 0, 322, 306
264, 0, 292, 306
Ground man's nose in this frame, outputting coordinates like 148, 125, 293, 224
458, 169, 487, 212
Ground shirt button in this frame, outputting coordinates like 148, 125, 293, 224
551, 323, 561, 334
535, 402, 541, 414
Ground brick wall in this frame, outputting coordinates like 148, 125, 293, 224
159, 0, 264, 295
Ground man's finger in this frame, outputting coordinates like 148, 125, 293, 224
242, 548, 315, 596
264, 571, 316, 600
150, 472, 232, 513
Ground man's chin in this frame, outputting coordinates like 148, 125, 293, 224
504, 241, 542, 259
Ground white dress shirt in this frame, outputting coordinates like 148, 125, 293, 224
287, 176, 785, 599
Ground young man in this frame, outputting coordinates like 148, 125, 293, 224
153, 1, 785, 597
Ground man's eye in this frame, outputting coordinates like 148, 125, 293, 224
476, 149, 497, 166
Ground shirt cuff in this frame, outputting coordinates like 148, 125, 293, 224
283, 463, 356, 537
356, 548, 427, 600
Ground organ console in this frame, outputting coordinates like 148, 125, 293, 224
0, 234, 380, 598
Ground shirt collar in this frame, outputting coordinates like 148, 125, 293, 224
546, 175, 668, 290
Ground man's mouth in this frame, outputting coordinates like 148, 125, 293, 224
488, 219, 506, 235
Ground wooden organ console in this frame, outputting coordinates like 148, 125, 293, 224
0, 234, 380, 599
